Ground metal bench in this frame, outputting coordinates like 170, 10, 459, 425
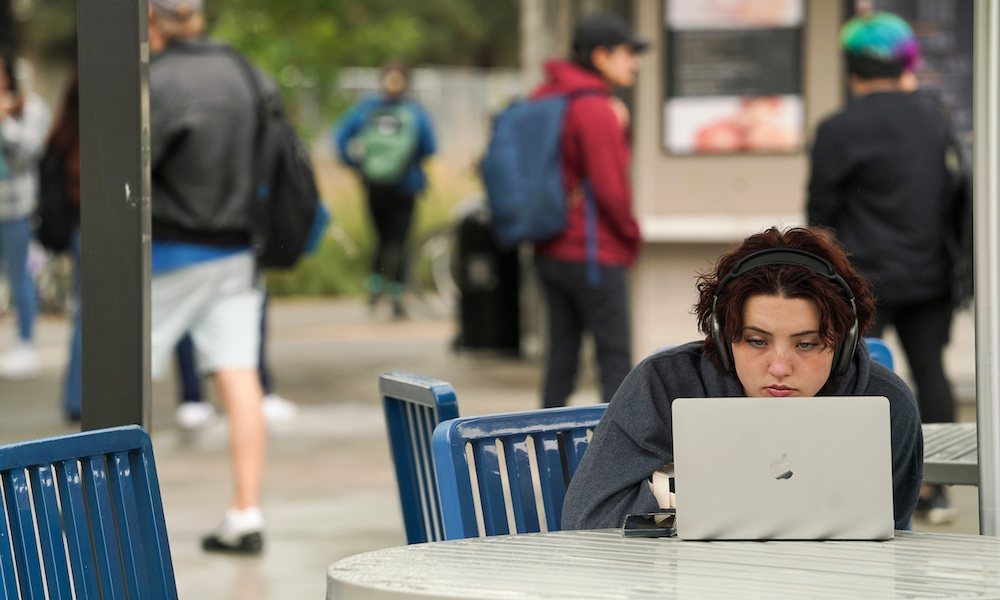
381, 372, 459, 544
922, 422, 978, 485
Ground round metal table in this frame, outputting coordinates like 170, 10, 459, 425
327, 529, 1000, 599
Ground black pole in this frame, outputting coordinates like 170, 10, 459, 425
77, 0, 151, 430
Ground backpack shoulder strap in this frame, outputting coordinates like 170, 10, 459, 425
564, 89, 609, 288
224, 48, 265, 119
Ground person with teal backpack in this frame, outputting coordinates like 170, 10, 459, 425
334, 63, 436, 318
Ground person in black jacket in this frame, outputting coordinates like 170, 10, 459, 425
148, 0, 271, 554
561, 227, 922, 532
807, 11, 956, 524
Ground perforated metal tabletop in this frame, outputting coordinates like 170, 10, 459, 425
327, 529, 1000, 599
923, 423, 978, 485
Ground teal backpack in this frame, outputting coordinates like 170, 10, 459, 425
359, 103, 419, 185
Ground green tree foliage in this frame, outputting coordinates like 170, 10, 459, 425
207, 0, 518, 129
16, 0, 76, 61
21, 0, 518, 128
210, 0, 518, 68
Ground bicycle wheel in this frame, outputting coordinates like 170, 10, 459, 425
406, 224, 459, 317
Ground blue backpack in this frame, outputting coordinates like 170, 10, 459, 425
482, 91, 603, 241
481, 91, 603, 284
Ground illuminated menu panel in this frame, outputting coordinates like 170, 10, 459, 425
859, 0, 973, 141
663, 0, 805, 155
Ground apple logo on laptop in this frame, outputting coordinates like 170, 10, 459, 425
770, 454, 793, 480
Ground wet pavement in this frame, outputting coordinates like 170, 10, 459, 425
0, 298, 981, 599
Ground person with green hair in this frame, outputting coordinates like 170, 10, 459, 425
807, 11, 960, 525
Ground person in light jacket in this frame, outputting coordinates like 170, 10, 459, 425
0, 48, 50, 378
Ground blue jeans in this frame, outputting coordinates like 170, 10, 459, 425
0, 217, 37, 342
64, 228, 81, 417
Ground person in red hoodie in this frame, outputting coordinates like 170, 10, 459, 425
532, 15, 646, 409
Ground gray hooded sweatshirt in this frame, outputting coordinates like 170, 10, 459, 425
561, 340, 923, 531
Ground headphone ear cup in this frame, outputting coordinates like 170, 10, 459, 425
833, 318, 860, 376
710, 313, 735, 374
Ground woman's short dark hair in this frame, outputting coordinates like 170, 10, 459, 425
694, 226, 876, 370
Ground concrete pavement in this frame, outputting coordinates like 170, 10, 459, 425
0, 297, 981, 599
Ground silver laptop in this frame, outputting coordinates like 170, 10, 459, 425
671, 396, 894, 541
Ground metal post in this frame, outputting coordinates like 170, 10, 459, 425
520, 0, 548, 91
77, 0, 151, 430
975, 0, 1000, 536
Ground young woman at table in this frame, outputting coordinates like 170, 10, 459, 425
561, 227, 923, 531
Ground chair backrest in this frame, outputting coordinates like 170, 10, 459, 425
432, 404, 608, 540
865, 337, 894, 371
0, 425, 176, 600
380, 372, 459, 544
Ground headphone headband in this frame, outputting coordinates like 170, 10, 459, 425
714, 248, 855, 302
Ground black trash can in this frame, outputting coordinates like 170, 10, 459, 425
454, 206, 520, 355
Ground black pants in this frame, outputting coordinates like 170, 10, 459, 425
366, 182, 416, 284
536, 257, 632, 409
869, 295, 956, 423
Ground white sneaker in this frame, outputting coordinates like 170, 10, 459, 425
262, 394, 299, 423
926, 506, 960, 526
0, 344, 39, 379
202, 507, 265, 554
176, 402, 217, 430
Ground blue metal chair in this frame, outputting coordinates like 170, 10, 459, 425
0, 425, 177, 599
865, 337, 895, 371
380, 372, 460, 544
432, 404, 608, 539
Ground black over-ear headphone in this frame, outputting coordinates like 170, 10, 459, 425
710, 248, 860, 377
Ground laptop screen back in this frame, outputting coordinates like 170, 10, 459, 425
671, 396, 894, 540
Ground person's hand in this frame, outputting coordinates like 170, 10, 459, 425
649, 465, 675, 508
609, 97, 630, 129
0, 92, 21, 120
0, 92, 14, 120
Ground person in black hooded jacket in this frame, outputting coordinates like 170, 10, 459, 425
807, 12, 957, 522
561, 227, 922, 532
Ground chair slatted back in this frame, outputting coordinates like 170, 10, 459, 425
865, 337, 895, 371
432, 404, 607, 539
380, 372, 459, 545
0, 425, 176, 600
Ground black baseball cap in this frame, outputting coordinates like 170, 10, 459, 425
572, 14, 650, 58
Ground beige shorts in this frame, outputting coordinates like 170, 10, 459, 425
150, 251, 262, 380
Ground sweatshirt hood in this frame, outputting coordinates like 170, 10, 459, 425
532, 59, 610, 98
